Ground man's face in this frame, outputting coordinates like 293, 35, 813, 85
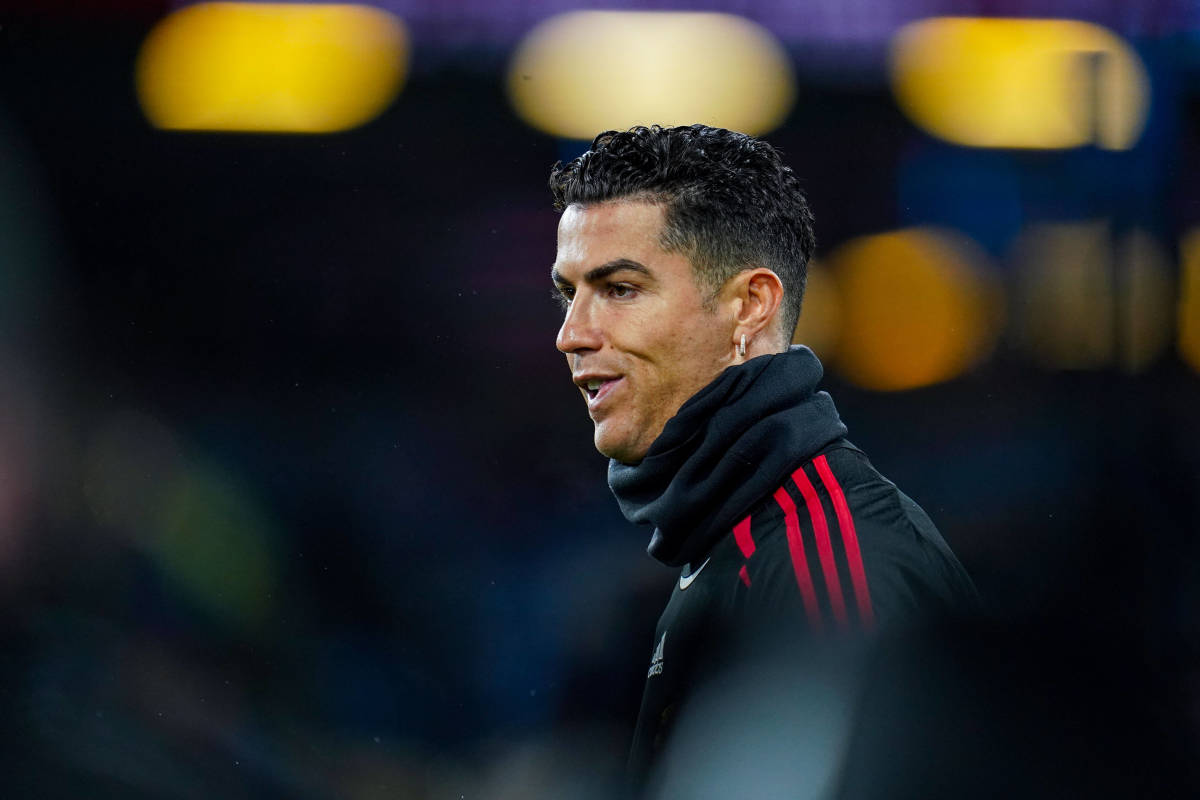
552, 201, 734, 464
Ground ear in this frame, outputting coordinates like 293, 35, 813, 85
726, 268, 785, 349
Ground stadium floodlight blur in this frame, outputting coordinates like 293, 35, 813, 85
890, 17, 1149, 150
1012, 223, 1175, 373
136, 3, 409, 133
507, 11, 794, 140
823, 228, 1002, 392
790, 265, 841, 365
1176, 229, 1200, 373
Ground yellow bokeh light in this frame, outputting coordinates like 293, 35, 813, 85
1116, 229, 1173, 373
890, 17, 1149, 150
1178, 229, 1200, 374
1012, 223, 1175, 373
791, 263, 842, 363
1013, 221, 1115, 369
136, 3, 409, 133
830, 229, 1001, 392
508, 11, 794, 140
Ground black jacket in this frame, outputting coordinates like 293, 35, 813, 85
609, 347, 978, 787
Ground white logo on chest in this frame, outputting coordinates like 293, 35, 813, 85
679, 557, 711, 590
647, 631, 666, 678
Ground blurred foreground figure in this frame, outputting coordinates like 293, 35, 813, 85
547, 125, 979, 795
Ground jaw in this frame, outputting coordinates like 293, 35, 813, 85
593, 416, 650, 465
592, 400, 671, 465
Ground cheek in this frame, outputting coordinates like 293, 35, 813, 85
655, 319, 720, 370
651, 325, 728, 401
633, 360, 687, 414
617, 305, 722, 395
630, 311, 696, 360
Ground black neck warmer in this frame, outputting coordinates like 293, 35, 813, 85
608, 345, 847, 568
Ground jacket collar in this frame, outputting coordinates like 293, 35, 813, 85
607, 346, 847, 567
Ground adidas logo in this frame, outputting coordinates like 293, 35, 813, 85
647, 631, 666, 678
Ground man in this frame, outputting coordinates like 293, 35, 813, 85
548, 124, 978, 791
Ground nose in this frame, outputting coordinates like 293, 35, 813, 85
556, 294, 602, 355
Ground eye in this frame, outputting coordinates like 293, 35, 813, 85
552, 286, 574, 308
609, 282, 636, 299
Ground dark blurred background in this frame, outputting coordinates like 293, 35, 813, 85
0, 1, 1196, 797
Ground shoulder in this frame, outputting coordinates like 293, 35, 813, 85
818, 445, 979, 616
725, 444, 979, 635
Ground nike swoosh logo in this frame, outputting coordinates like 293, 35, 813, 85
679, 558, 711, 590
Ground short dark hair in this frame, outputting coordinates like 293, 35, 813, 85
548, 124, 815, 340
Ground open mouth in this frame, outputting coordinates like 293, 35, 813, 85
582, 377, 621, 406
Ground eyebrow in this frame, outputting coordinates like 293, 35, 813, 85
551, 258, 653, 287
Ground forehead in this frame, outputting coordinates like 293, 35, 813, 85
554, 201, 669, 275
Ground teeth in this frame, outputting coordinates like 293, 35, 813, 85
587, 379, 603, 392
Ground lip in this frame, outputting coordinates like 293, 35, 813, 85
574, 374, 623, 413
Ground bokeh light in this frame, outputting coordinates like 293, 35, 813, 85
136, 2, 409, 133
1013, 223, 1174, 372
890, 17, 1149, 150
154, 461, 278, 632
829, 228, 1002, 392
84, 411, 278, 632
508, 11, 794, 140
1115, 230, 1173, 373
791, 263, 842, 363
1013, 222, 1115, 369
1179, 228, 1200, 374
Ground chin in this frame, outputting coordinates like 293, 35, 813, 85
594, 424, 646, 465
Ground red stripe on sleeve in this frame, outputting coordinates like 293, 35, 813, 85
814, 454, 875, 629
791, 466, 848, 629
738, 564, 751, 587
772, 487, 823, 633
733, 515, 756, 559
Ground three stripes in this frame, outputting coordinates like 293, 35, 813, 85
737, 454, 875, 632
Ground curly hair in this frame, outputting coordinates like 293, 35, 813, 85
548, 124, 815, 341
